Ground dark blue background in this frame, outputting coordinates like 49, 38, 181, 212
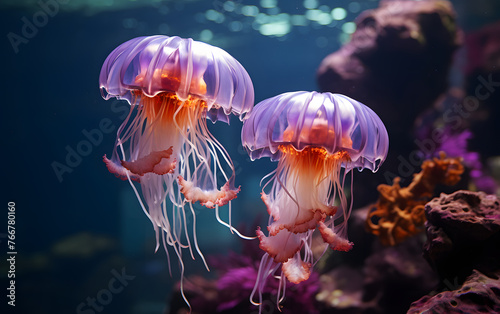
1, 0, 498, 313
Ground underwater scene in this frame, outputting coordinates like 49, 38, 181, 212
2, 0, 500, 313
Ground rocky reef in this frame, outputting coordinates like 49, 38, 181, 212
408, 269, 500, 313
407, 190, 500, 313
423, 190, 500, 283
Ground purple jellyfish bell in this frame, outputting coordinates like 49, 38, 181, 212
242, 91, 388, 169
241, 91, 388, 311
99, 35, 254, 306
100, 35, 254, 123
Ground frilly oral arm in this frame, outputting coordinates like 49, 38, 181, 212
267, 206, 337, 236
261, 192, 280, 220
261, 192, 337, 236
103, 155, 140, 181
318, 221, 353, 252
121, 147, 176, 176
256, 227, 302, 263
282, 253, 312, 284
178, 176, 240, 208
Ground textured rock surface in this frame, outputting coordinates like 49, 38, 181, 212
424, 190, 500, 284
408, 270, 500, 314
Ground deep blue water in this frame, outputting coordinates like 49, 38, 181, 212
2, 1, 499, 313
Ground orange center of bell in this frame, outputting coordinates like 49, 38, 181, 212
132, 91, 208, 128
278, 145, 351, 162
278, 145, 351, 177
134, 68, 208, 96
277, 145, 351, 189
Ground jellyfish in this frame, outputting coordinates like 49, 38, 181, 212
99, 35, 254, 297
241, 91, 389, 309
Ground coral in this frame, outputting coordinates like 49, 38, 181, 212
414, 107, 498, 194
366, 152, 464, 246
435, 128, 498, 194
423, 190, 500, 284
408, 269, 500, 314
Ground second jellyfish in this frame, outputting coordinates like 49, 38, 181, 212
241, 91, 389, 305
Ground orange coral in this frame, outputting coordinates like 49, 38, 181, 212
366, 152, 464, 246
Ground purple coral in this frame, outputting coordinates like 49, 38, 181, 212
432, 128, 497, 194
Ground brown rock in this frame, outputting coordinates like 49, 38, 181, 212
408, 269, 500, 314
424, 190, 500, 284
